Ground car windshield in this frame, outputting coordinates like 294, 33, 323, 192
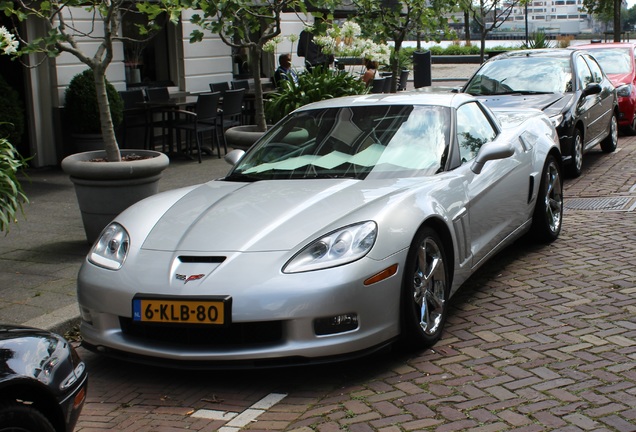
465, 56, 573, 95
585, 48, 633, 74
226, 105, 451, 181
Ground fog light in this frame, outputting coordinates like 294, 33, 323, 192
314, 313, 358, 336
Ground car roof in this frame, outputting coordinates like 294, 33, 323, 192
495, 48, 577, 60
295, 91, 476, 112
573, 42, 636, 49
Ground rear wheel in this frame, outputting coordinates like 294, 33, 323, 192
0, 402, 56, 432
401, 227, 450, 348
566, 128, 583, 178
600, 113, 618, 153
530, 155, 563, 243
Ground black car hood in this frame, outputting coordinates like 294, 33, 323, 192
473, 92, 574, 118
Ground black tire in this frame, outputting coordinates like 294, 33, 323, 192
566, 128, 583, 178
530, 155, 563, 243
600, 113, 618, 153
401, 226, 450, 348
0, 401, 56, 432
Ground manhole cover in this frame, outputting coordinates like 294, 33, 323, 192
564, 196, 635, 211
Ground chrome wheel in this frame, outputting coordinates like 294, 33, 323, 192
567, 128, 583, 178
531, 155, 563, 243
412, 236, 447, 336
543, 159, 563, 235
601, 114, 618, 153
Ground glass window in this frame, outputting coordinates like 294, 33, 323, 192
575, 55, 594, 89
456, 102, 497, 163
583, 55, 604, 83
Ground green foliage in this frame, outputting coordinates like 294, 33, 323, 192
64, 69, 123, 134
265, 69, 368, 124
520, 32, 555, 49
0, 131, 28, 232
0, 74, 25, 146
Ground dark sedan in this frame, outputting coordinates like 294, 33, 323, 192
574, 42, 636, 135
0, 325, 88, 432
462, 48, 618, 177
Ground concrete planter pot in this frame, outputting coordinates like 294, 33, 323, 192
225, 125, 270, 150
61, 149, 170, 243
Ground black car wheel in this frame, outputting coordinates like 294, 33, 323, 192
401, 227, 450, 347
601, 113, 618, 153
530, 155, 563, 243
567, 128, 583, 178
0, 402, 56, 432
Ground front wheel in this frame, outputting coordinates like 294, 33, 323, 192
530, 155, 563, 243
401, 227, 450, 348
0, 402, 56, 432
566, 128, 583, 178
600, 113, 618, 153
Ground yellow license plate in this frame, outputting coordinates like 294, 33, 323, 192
132, 296, 230, 325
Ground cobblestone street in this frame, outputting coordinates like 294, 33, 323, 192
73, 135, 636, 431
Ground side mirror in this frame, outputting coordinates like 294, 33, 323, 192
224, 149, 245, 166
582, 83, 601, 97
470, 141, 515, 174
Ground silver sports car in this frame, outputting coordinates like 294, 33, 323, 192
77, 92, 563, 367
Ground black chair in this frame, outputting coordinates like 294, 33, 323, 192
145, 86, 170, 101
171, 92, 222, 162
209, 81, 230, 94
231, 79, 250, 91
398, 69, 410, 91
118, 89, 148, 149
218, 88, 245, 153
144, 87, 173, 150
370, 77, 385, 94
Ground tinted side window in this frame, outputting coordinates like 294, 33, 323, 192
584, 54, 604, 83
456, 102, 497, 163
576, 55, 594, 88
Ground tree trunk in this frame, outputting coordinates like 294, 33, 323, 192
250, 46, 267, 132
464, 11, 471, 44
614, 0, 622, 42
93, 68, 121, 162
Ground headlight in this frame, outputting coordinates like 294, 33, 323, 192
549, 114, 564, 129
616, 84, 632, 98
283, 221, 377, 273
88, 223, 130, 270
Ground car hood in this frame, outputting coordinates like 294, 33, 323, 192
606, 72, 633, 87
140, 178, 415, 253
473, 92, 573, 117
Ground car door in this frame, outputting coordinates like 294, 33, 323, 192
584, 53, 616, 142
575, 53, 612, 145
455, 102, 533, 268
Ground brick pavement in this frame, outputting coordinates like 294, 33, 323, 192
72, 135, 636, 431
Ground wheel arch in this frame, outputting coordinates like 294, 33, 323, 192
0, 381, 65, 432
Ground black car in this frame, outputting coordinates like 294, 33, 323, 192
462, 48, 618, 177
0, 325, 88, 432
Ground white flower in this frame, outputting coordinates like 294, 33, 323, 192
341, 21, 361, 39
263, 37, 282, 53
287, 34, 299, 43
0, 26, 19, 55
314, 35, 337, 55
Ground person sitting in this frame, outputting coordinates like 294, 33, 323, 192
362, 59, 378, 86
273, 53, 298, 88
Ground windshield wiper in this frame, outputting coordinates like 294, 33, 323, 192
492, 90, 554, 95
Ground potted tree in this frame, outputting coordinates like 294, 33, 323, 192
64, 69, 124, 153
189, 0, 330, 146
0, 0, 183, 242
